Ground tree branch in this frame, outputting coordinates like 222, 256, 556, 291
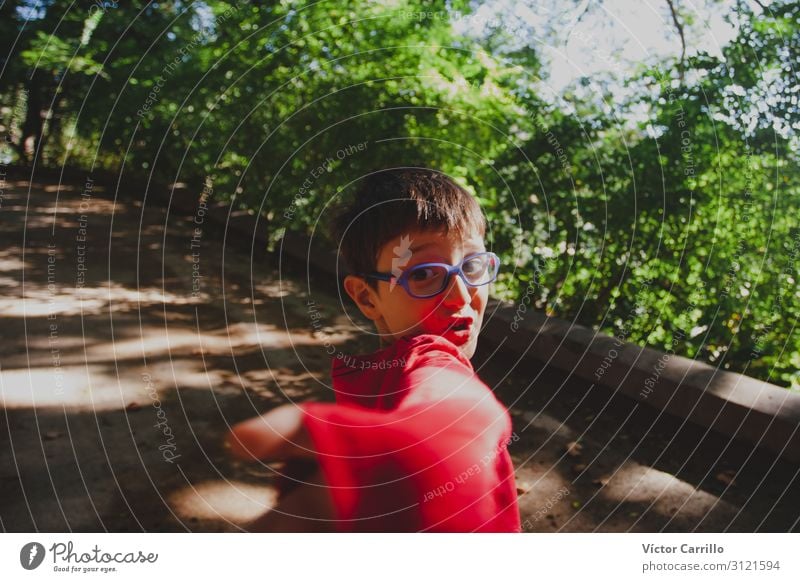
665, 0, 686, 81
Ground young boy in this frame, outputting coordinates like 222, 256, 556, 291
226, 168, 521, 532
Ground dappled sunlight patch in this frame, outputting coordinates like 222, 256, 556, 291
5, 284, 206, 318
0, 255, 33, 272
144, 358, 230, 393
513, 462, 574, 530
599, 462, 737, 519
16, 215, 57, 229
86, 322, 311, 363
253, 279, 303, 298
513, 462, 571, 499
5, 290, 107, 317
269, 369, 326, 400
167, 479, 277, 525
44, 184, 78, 193
0, 364, 136, 410
221, 321, 305, 348
85, 326, 209, 361
23, 333, 102, 352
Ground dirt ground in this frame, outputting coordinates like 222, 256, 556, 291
1, 174, 798, 532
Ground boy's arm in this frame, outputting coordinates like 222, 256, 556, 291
225, 404, 317, 461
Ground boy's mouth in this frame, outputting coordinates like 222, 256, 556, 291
440, 317, 474, 337
440, 324, 472, 346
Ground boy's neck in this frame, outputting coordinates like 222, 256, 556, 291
376, 319, 395, 349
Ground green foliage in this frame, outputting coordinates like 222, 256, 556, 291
1, 0, 797, 388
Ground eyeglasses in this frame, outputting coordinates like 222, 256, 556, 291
359, 252, 500, 299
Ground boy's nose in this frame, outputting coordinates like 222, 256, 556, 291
441, 272, 471, 307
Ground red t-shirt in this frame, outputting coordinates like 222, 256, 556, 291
300, 333, 521, 532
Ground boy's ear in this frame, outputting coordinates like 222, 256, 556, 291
343, 274, 382, 320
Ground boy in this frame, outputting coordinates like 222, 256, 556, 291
226, 168, 521, 532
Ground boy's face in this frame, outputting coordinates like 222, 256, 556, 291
343, 226, 490, 360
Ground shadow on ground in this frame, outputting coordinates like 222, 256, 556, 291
1, 174, 797, 532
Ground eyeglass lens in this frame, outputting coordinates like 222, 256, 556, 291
406, 254, 498, 297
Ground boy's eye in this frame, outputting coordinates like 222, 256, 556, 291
406, 266, 448, 296
463, 256, 487, 276
463, 258, 481, 273
409, 267, 439, 281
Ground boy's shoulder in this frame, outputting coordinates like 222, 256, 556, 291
330, 333, 481, 410
332, 333, 472, 377
392, 334, 505, 412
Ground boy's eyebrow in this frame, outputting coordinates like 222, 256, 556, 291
409, 241, 439, 252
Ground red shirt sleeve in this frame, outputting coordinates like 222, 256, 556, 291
300, 335, 521, 532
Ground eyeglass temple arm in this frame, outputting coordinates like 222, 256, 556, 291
359, 271, 395, 282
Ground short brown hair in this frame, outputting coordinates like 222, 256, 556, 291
329, 168, 487, 289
